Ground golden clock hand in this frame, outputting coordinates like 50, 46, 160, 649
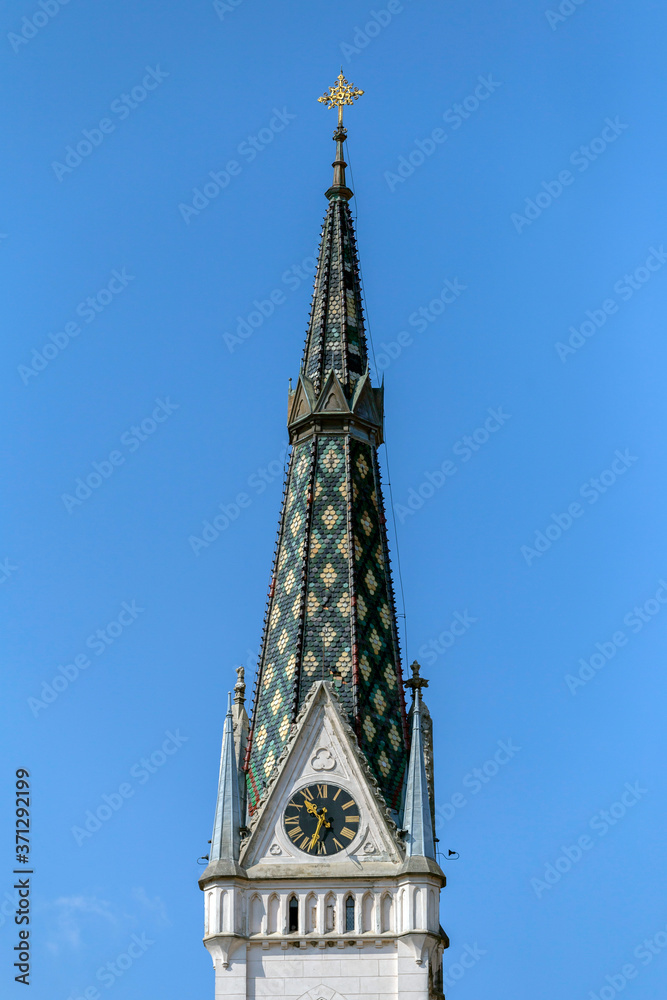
309, 813, 325, 849
308, 805, 333, 849
304, 799, 319, 817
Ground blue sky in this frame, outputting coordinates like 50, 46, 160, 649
3, 0, 667, 997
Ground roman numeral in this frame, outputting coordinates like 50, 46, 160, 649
288, 826, 303, 840
317, 841, 327, 854
300, 836, 311, 849
346, 815, 360, 823
342, 799, 355, 809
333, 838, 344, 851
333, 788, 341, 801
284, 815, 299, 826
301, 787, 314, 801
288, 800, 303, 810
317, 784, 327, 798
340, 827, 355, 840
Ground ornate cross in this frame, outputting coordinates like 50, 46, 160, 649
318, 71, 364, 127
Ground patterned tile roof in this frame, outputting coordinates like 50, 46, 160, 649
244, 150, 408, 817
301, 197, 369, 395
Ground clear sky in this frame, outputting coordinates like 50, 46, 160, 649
3, 1, 667, 997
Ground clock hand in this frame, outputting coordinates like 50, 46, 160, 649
309, 814, 325, 849
308, 807, 332, 850
304, 799, 319, 817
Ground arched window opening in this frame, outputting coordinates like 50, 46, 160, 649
249, 894, 263, 935
413, 887, 423, 929
206, 890, 216, 935
267, 894, 279, 934
306, 893, 318, 934
325, 892, 336, 932
361, 893, 373, 933
288, 895, 299, 933
428, 889, 437, 929
345, 895, 355, 932
381, 892, 393, 933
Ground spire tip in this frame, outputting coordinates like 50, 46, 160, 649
318, 71, 363, 199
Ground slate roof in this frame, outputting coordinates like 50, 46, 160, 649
301, 197, 369, 395
244, 135, 409, 818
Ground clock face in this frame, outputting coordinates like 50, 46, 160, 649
283, 783, 360, 855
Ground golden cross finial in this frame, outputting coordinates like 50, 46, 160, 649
318, 71, 364, 126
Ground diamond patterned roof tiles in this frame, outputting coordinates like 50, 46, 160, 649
244, 171, 408, 817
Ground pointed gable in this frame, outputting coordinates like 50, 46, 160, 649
287, 374, 316, 425
313, 371, 350, 414
242, 683, 404, 872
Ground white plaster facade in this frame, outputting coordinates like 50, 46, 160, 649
203, 877, 445, 999
200, 685, 447, 999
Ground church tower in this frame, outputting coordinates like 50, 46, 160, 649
199, 74, 448, 1000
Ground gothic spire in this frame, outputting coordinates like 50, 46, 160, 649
243, 78, 408, 819
301, 71, 368, 394
209, 693, 242, 863
403, 686, 436, 860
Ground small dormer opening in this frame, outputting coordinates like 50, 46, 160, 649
288, 895, 299, 933
345, 894, 355, 932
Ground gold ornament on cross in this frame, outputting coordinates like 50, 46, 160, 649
318, 72, 364, 126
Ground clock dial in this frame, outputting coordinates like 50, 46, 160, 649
283, 784, 360, 855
